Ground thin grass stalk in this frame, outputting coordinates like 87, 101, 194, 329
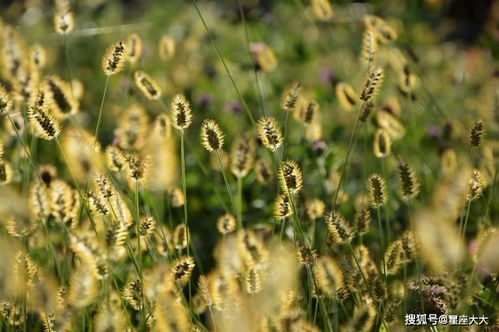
191, 0, 256, 127
215, 150, 238, 216
237, 176, 243, 229
54, 138, 99, 235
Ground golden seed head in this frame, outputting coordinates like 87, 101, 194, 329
336, 82, 358, 111
126, 33, 142, 63
54, 9, 74, 35
0, 159, 13, 185
398, 162, 420, 200
172, 256, 195, 285
401, 231, 418, 262
170, 94, 192, 130
278, 160, 303, 194
230, 133, 255, 178
306, 198, 325, 220
0, 85, 12, 114
139, 216, 156, 237
363, 15, 397, 44
281, 82, 302, 112
30, 44, 46, 69
373, 128, 391, 158
27, 89, 61, 140
311, 0, 333, 21
469, 120, 485, 148
274, 193, 292, 221
158, 35, 176, 60
134, 70, 161, 100
105, 145, 126, 172
197, 275, 212, 307
200, 119, 225, 152
257, 116, 283, 152
362, 28, 377, 64
297, 100, 319, 125
325, 210, 353, 245
173, 224, 190, 250
122, 280, 142, 311
168, 187, 185, 207
86, 191, 109, 216
255, 159, 274, 185
44, 75, 79, 118
245, 267, 263, 294
217, 213, 237, 235
124, 153, 149, 183
375, 110, 406, 139
252, 43, 278, 72
359, 66, 384, 103
154, 113, 172, 138
313, 256, 344, 297
367, 173, 388, 208
296, 246, 318, 265
354, 207, 371, 235
94, 173, 115, 199
101, 41, 127, 76
384, 240, 404, 275
467, 168, 486, 201
28, 180, 50, 221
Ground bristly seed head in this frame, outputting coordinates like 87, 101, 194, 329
274, 193, 292, 221
278, 160, 303, 194
126, 33, 142, 64
325, 210, 353, 245
134, 70, 161, 100
354, 207, 371, 235
230, 133, 255, 178
200, 119, 224, 152
467, 168, 486, 201
170, 94, 192, 130
101, 41, 127, 76
367, 173, 388, 208
469, 120, 485, 148
172, 256, 195, 285
216, 213, 236, 235
27, 89, 61, 140
257, 116, 283, 152
359, 66, 384, 103
373, 128, 391, 158
398, 162, 420, 200
281, 82, 302, 112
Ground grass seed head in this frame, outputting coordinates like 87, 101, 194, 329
325, 210, 353, 245
28, 89, 61, 140
398, 162, 420, 200
101, 41, 127, 76
469, 120, 485, 148
360, 66, 384, 103
278, 160, 303, 194
170, 94, 192, 130
373, 128, 391, 158
336, 82, 358, 111
217, 213, 237, 235
134, 70, 161, 100
200, 119, 225, 152
281, 82, 302, 112
257, 116, 283, 152
367, 173, 388, 208
274, 194, 292, 221
126, 33, 142, 63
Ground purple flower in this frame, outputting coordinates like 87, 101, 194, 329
426, 124, 441, 139
225, 101, 243, 114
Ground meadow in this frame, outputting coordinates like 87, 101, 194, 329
0, 0, 497, 331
